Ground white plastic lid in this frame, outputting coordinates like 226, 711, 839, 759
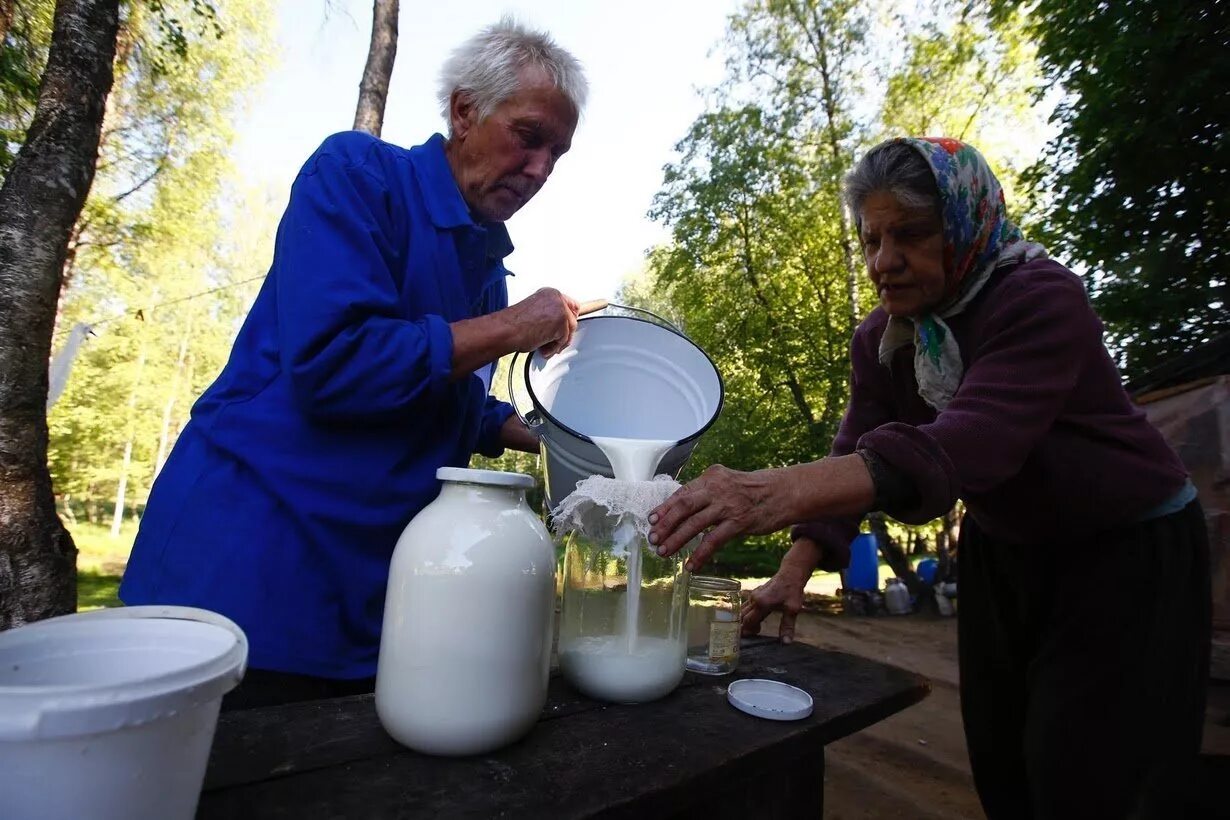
0, 605, 247, 740
727, 678, 814, 721
436, 467, 535, 489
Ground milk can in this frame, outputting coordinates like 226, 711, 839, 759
885, 577, 911, 615
375, 467, 555, 756
553, 478, 692, 704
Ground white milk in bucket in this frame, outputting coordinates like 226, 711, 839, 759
556, 436, 685, 702
512, 309, 724, 509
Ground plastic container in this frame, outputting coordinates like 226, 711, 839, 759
686, 576, 742, 675
557, 507, 689, 703
846, 533, 880, 591
916, 557, 939, 585
376, 467, 556, 756
0, 605, 248, 820
885, 578, 911, 615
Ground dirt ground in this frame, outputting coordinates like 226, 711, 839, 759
753, 607, 1230, 819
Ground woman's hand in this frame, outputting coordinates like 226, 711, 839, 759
647, 465, 788, 571
741, 538, 821, 644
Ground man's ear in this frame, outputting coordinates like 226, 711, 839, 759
449, 90, 475, 140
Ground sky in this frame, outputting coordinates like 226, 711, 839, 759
233, 0, 743, 304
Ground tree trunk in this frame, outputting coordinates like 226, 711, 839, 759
867, 512, 922, 596
937, 505, 961, 582
154, 329, 191, 479
0, 0, 120, 628
789, 0, 860, 330
112, 327, 148, 538
0, 0, 14, 44
352, 0, 399, 137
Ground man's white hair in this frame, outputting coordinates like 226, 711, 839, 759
438, 16, 588, 132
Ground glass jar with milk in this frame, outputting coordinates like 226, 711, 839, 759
557, 507, 690, 703
375, 467, 556, 756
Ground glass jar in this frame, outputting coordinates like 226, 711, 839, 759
557, 509, 690, 703
685, 576, 742, 675
376, 468, 556, 756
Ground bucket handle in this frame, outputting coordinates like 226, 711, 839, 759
25, 605, 249, 680
505, 302, 685, 431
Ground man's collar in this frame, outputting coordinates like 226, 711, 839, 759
412, 133, 516, 261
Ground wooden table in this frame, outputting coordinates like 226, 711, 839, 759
199, 638, 929, 819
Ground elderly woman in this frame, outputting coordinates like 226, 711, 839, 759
649, 138, 1210, 818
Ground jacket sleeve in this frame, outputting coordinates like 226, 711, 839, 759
476, 397, 516, 458
858, 264, 1100, 523
274, 135, 454, 422
790, 320, 897, 571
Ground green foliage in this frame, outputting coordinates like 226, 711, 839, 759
46, 0, 275, 525
0, 0, 53, 176
990, 0, 1230, 379
877, 5, 1046, 222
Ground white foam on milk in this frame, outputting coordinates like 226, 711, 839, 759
590, 436, 675, 654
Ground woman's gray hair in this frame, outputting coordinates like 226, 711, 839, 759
844, 141, 940, 226
438, 17, 588, 131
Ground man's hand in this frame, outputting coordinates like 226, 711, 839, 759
499, 415, 540, 454
501, 287, 580, 358
450, 287, 580, 377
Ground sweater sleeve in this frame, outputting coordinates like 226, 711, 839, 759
858, 264, 1100, 523
274, 134, 454, 422
791, 319, 897, 571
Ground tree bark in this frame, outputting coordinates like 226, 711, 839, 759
0, 0, 120, 628
111, 332, 147, 538
867, 512, 922, 596
352, 0, 399, 137
787, 0, 861, 330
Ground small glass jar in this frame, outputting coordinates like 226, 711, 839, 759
685, 576, 742, 675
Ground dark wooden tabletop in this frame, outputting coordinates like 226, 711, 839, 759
198, 638, 929, 819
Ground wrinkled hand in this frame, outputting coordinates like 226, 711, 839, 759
741, 561, 811, 644
503, 288, 580, 358
647, 465, 785, 570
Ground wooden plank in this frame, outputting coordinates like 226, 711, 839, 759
199, 641, 927, 818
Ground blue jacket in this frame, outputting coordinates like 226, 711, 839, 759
120, 132, 517, 678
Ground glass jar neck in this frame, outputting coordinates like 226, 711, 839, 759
438, 481, 527, 506
690, 576, 741, 592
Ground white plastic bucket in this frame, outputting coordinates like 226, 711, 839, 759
511, 306, 724, 508
0, 605, 248, 820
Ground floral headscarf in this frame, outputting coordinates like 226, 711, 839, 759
874, 137, 1048, 410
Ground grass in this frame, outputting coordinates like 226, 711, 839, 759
69, 520, 136, 611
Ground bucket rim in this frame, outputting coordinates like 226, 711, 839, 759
520, 314, 725, 448
0, 605, 248, 740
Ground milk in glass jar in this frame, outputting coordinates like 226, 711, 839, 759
376, 468, 555, 756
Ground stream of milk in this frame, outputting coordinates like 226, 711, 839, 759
590, 436, 674, 654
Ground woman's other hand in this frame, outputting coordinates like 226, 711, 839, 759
741, 538, 820, 644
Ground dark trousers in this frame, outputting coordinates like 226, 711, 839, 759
222, 668, 376, 711
958, 501, 1211, 820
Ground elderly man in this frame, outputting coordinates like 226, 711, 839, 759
120, 18, 587, 708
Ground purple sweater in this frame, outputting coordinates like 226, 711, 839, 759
793, 258, 1188, 570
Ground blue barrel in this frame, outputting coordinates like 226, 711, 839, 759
916, 557, 939, 585
846, 533, 880, 591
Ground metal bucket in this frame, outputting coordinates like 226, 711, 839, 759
510, 306, 724, 510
